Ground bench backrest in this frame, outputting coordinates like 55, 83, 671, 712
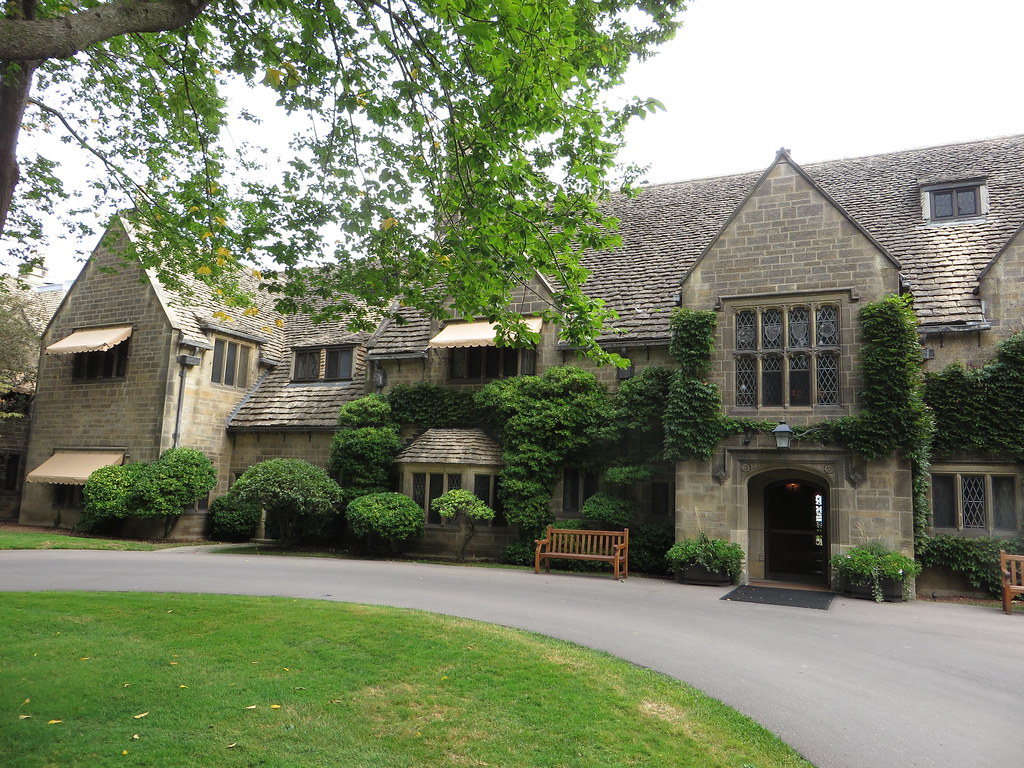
547, 527, 628, 557
1001, 550, 1024, 588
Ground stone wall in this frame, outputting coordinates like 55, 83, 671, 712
20, 232, 176, 527
228, 431, 335, 482
0, 413, 30, 519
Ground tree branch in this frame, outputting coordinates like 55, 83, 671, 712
0, 0, 211, 61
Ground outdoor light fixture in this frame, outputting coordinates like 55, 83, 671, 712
773, 421, 793, 449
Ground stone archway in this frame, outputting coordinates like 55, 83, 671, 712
747, 469, 830, 585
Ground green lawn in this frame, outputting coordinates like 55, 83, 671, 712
0, 531, 201, 551
0, 592, 814, 768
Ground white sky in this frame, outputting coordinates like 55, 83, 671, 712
11, 0, 1024, 282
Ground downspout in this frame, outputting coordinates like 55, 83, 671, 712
172, 353, 201, 448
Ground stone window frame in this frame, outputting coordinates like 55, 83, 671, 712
1, 452, 21, 492
921, 179, 988, 223
291, 345, 355, 383
561, 468, 598, 513
211, 337, 253, 389
729, 299, 842, 409
930, 468, 1020, 535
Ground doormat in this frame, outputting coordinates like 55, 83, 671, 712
721, 585, 834, 610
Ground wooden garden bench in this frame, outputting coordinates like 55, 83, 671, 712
534, 526, 629, 580
1000, 550, 1024, 615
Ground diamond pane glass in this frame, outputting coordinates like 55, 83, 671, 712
816, 306, 839, 346
762, 309, 783, 349
962, 475, 986, 529
993, 476, 1016, 530
736, 311, 756, 350
762, 356, 783, 406
412, 473, 426, 509
736, 357, 756, 406
789, 354, 810, 405
788, 307, 810, 347
817, 354, 839, 405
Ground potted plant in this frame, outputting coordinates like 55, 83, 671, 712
830, 543, 922, 602
666, 533, 744, 586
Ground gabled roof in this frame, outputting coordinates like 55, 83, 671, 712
395, 428, 503, 466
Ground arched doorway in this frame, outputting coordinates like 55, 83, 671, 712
764, 478, 828, 583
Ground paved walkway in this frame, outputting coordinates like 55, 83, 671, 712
2, 548, 1021, 768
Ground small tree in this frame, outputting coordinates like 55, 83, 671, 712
346, 492, 425, 553
431, 489, 495, 562
329, 395, 400, 502
128, 448, 218, 537
79, 462, 148, 534
231, 459, 343, 548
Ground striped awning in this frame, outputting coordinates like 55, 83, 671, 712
428, 317, 542, 348
45, 326, 132, 354
25, 451, 125, 485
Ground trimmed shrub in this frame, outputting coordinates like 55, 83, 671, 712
328, 426, 400, 499
431, 488, 495, 561
208, 490, 261, 542
79, 462, 149, 534
581, 492, 635, 529
501, 540, 535, 567
337, 394, 395, 429
386, 382, 479, 428
629, 523, 675, 576
231, 459, 343, 548
347, 492, 424, 550
128, 448, 218, 537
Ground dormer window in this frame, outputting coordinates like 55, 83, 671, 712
292, 346, 354, 382
922, 181, 987, 222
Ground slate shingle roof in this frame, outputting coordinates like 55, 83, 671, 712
227, 352, 367, 431
366, 134, 1024, 354
395, 428, 504, 466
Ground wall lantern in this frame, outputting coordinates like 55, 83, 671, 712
372, 365, 388, 389
772, 421, 793, 449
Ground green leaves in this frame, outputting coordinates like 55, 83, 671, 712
9, 0, 687, 358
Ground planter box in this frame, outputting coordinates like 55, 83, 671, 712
674, 564, 732, 586
838, 575, 906, 602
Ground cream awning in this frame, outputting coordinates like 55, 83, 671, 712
45, 326, 133, 354
428, 317, 543, 348
26, 451, 125, 485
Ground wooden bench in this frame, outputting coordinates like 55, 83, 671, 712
534, 526, 629, 580
1000, 550, 1024, 615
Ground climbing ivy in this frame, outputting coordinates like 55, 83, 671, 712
475, 366, 615, 536
386, 382, 480, 429
924, 332, 1024, 461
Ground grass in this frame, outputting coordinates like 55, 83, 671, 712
0, 530, 200, 551
0, 592, 815, 768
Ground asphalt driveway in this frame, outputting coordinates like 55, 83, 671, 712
2, 548, 1020, 768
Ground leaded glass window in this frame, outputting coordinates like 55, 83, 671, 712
816, 306, 839, 346
962, 475, 986, 529
788, 307, 810, 347
817, 353, 839, 405
736, 311, 756, 350
762, 309, 783, 349
789, 354, 810, 406
736, 357, 757, 407
762, 355, 783, 406
931, 475, 956, 528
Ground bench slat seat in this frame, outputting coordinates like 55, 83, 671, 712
534, 526, 628, 580
1000, 550, 1024, 615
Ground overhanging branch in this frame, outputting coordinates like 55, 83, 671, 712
0, 0, 211, 61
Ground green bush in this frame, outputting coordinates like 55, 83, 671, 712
208, 490, 261, 542
231, 459, 343, 548
346, 492, 424, 549
829, 543, 922, 602
629, 523, 675, 576
431, 488, 496, 561
581, 492, 635, 529
337, 394, 395, 429
917, 534, 1024, 597
128, 448, 218, 537
666, 533, 744, 583
500, 540, 535, 567
79, 462, 149, 534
